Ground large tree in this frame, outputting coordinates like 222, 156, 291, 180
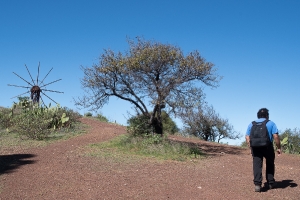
76, 37, 221, 135
180, 105, 240, 143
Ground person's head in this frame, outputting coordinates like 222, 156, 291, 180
257, 108, 269, 119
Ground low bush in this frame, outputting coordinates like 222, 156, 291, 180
127, 111, 179, 136
96, 113, 109, 122
0, 100, 82, 140
84, 112, 93, 117
127, 114, 153, 136
12, 111, 51, 140
0, 107, 13, 130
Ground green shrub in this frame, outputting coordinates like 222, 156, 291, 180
280, 128, 300, 154
46, 106, 80, 130
127, 111, 178, 136
3, 99, 81, 139
84, 112, 93, 117
12, 111, 51, 140
61, 107, 81, 126
127, 114, 152, 136
96, 113, 109, 122
0, 108, 13, 130
240, 140, 248, 148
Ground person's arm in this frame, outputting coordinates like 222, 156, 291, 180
245, 135, 250, 148
273, 133, 282, 155
245, 135, 251, 155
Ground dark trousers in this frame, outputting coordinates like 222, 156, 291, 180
251, 145, 275, 185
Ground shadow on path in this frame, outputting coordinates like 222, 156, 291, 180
0, 154, 36, 175
261, 180, 298, 192
276, 179, 298, 189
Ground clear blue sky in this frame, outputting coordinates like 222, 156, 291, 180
1, 0, 299, 145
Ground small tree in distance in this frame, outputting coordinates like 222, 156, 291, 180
75, 37, 221, 135
180, 104, 240, 143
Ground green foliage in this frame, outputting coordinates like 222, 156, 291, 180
0, 107, 13, 130
89, 134, 203, 161
16, 97, 31, 111
12, 110, 51, 140
240, 140, 248, 148
161, 111, 179, 134
46, 105, 74, 130
0, 100, 81, 140
84, 112, 93, 117
127, 111, 178, 136
17, 96, 30, 102
280, 128, 300, 154
61, 113, 70, 124
96, 113, 109, 122
141, 134, 163, 145
0, 122, 86, 150
127, 114, 152, 136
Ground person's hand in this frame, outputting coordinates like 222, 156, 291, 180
276, 148, 282, 156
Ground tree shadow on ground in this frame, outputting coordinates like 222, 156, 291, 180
0, 154, 36, 175
195, 142, 245, 156
168, 137, 246, 156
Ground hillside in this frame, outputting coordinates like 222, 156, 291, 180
0, 117, 299, 199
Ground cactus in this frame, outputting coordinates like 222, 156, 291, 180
61, 113, 69, 125
281, 136, 295, 154
281, 137, 288, 145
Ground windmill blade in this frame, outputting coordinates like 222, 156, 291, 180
39, 67, 53, 86
13, 72, 34, 86
40, 96, 47, 107
41, 91, 58, 104
40, 79, 62, 88
10, 91, 30, 99
25, 64, 36, 85
7, 84, 31, 89
42, 89, 64, 93
37, 62, 40, 85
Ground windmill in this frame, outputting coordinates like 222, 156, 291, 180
8, 62, 64, 106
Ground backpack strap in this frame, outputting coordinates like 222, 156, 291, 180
252, 119, 269, 125
262, 119, 269, 125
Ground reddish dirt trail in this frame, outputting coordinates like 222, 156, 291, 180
0, 118, 299, 200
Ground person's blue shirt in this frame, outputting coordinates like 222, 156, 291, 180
246, 118, 278, 142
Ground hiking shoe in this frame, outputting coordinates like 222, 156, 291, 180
269, 183, 277, 189
255, 185, 261, 192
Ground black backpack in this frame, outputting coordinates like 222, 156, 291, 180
249, 119, 271, 147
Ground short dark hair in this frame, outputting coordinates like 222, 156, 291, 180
257, 108, 269, 118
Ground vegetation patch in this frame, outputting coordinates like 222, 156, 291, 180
0, 122, 87, 150
0, 97, 83, 139
86, 134, 204, 162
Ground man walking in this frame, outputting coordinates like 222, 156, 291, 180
245, 108, 282, 192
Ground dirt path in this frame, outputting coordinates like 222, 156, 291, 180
0, 118, 299, 200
